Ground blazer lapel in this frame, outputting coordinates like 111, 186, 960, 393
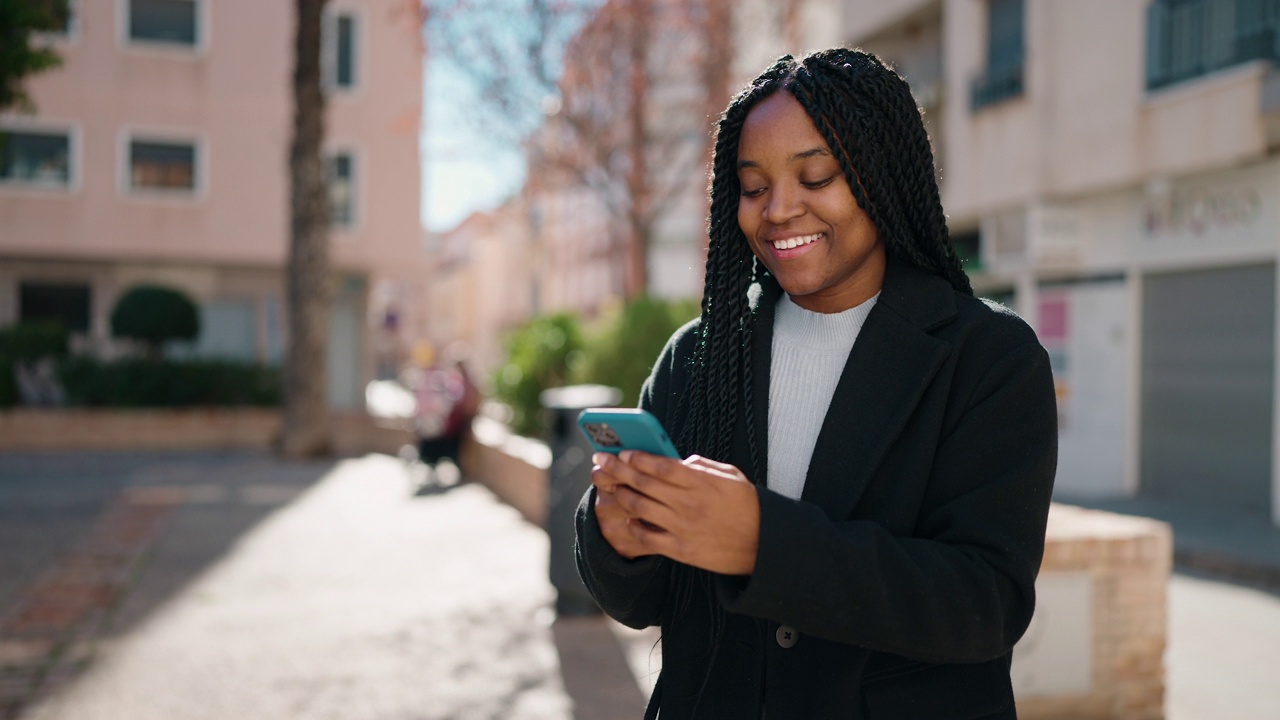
800, 262, 956, 520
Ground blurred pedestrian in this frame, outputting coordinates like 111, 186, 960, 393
575, 48, 1057, 719
402, 341, 479, 484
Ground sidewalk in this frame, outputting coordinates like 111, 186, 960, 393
2, 453, 656, 720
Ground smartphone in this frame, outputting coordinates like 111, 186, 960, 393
577, 408, 681, 458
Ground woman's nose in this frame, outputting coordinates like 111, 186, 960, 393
763, 185, 803, 224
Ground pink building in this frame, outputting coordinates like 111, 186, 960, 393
0, 0, 425, 408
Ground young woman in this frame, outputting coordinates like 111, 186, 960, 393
575, 48, 1057, 719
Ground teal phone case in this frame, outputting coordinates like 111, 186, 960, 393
577, 408, 680, 458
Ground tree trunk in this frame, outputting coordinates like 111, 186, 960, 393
698, 0, 733, 272
281, 0, 333, 458
621, 0, 652, 298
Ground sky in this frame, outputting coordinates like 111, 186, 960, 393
420, 56, 526, 233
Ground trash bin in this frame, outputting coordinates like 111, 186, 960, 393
540, 383, 623, 616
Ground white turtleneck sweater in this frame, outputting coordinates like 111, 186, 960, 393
767, 292, 878, 500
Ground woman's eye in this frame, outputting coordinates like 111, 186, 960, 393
802, 176, 836, 189
740, 187, 766, 198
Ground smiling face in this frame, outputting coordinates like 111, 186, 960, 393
736, 91, 886, 314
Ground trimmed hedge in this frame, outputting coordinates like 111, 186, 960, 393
110, 285, 200, 359
59, 357, 281, 407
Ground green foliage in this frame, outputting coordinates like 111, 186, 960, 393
0, 0, 71, 112
59, 356, 282, 407
0, 320, 70, 407
488, 298, 700, 438
492, 313, 584, 437
576, 296, 700, 408
0, 319, 68, 362
110, 285, 200, 359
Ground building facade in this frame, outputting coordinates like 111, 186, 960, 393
0, 0, 425, 409
844, 0, 1280, 526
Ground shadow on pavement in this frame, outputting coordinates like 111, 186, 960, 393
552, 614, 649, 720
0, 451, 340, 718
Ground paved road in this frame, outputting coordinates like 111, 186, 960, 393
1167, 573, 1280, 720
1, 452, 648, 720
1, 451, 1277, 718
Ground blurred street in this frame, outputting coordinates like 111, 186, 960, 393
0, 451, 1275, 719
0, 452, 652, 720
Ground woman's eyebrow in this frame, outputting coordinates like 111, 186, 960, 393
790, 147, 831, 161
737, 147, 832, 171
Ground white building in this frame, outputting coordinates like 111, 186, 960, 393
844, 0, 1280, 526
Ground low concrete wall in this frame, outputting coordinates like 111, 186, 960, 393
0, 408, 413, 456
464, 416, 553, 527
1019, 505, 1172, 720
468, 426, 1173, 720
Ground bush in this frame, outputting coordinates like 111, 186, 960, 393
0, 321, 71, 407
0, 321, 70, 362
110, 285, 200, 359
492, 313, 584, 437
59, 357, 281, 407
576, 296, 700, 408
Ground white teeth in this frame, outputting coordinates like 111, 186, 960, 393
773, 233, 821, 250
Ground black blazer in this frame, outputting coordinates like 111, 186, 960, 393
576, 260, 1058, 720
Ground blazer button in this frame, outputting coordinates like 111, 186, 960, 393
775, 625, 799, 648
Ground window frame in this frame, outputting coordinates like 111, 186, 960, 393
327, 148, 360, 232
324, 7, 361, 94
0, 121, 80, 195
970, 0, 1026, 111
1145, 0, 1280, 91
120, 0, 208, 55
18, 281, 94, 334
120, 129, 206, 201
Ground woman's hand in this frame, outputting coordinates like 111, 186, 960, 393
591, 451, 760, 575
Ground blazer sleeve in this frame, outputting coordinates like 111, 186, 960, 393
573, 319, 699, 629
719, 339, 1058, 664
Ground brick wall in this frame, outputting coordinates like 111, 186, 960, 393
1021, 505, 1173, 720
0, 409, 413, 456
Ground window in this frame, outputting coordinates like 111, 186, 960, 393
970, 0, 1025, 110
129, 0, 197, 46
129, 139, 196, 192
951, 230, 983, 273
0, 130, 71, 188
34, 0, 77, 37
326, 12, 358, 91
329, 153, 355, 227
19, 282, 91, 333
1147, 0, 1280, 90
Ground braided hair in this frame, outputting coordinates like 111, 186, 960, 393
676, 47, 970, 473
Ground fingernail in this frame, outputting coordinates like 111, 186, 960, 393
619, 450, 634, 463
592, 452, 607, 466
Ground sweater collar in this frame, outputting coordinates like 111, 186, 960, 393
747, 258, 959, 517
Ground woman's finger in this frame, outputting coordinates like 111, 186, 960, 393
595, 452, 675, 501
612, 484, 677, 532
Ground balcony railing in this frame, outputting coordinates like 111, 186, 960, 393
970, 61, 1025, 110
1147, 0, 1280, 90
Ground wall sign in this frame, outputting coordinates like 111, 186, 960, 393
1143, 187, 1262, 238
